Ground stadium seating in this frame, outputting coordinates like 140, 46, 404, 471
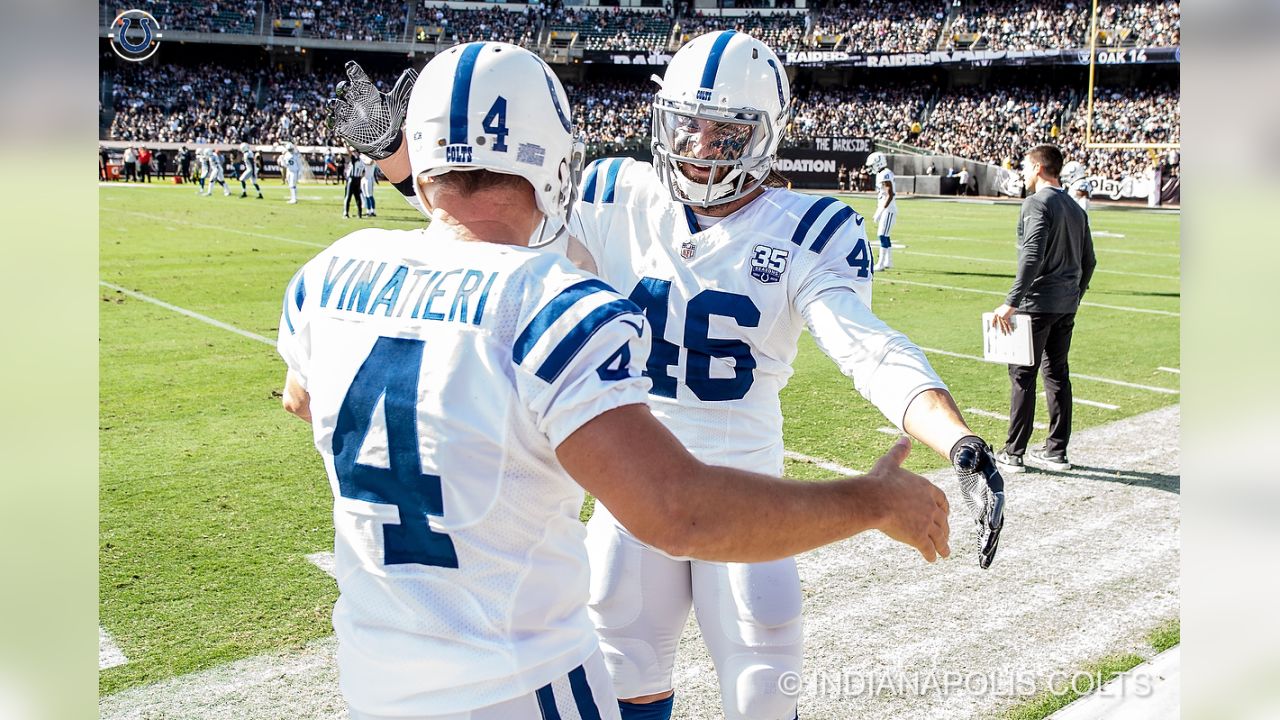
548, 8, 674, 53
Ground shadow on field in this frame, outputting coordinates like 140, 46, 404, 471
926, 270, 1014, 280
1047, 464, 1180, 494
1101, 290, 1181, 299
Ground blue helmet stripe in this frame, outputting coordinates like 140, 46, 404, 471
540, 63, 572, 133
449, 43, 486, 144
700, 30, 737, 91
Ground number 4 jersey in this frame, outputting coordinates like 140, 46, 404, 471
277, 225, 652, 716
569, 157, 946, 474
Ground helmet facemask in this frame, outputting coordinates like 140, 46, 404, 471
651, 99, 778, 208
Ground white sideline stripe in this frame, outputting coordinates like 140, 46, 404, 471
100, 207, 328, 249
306, 552, 337, 579
1046, 646, 1180, 720
932, 235, 1179, 258
100, 627, 128, 670
876, 427, 900, 435
921, 345, 1179, 395
110, 278, 1182, 400
878, 278, 1180, 317
895, 249, 1178, 281
783, 450, 860, 476
99, 282, 274, 346
1092, 231, 1127, 238
1062, 395, 1121, 411
965, 408, 1047, 430
1157, 366, 1181, 374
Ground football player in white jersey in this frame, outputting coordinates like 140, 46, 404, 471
866, 150, 897, 271
297, 43, 953, 720
282, 142, 302, 203
195, 147, 211, 195
238, 142, 264, 199
207, 148, 231, 196
1061, 160, 1091, 212
361, 154, 378, 216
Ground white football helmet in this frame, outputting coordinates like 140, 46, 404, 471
651, 30, 791, 207
283, 142, 296, 154
866, 151, 888, 173
406, 42, 584, 246
240, 142, 251, 154
1060, 160, 1086, 186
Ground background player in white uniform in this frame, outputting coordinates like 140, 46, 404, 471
867, 150, 897, 271
301, 43, 953, 720
562, 33, 1004, 720
361, 154, 378, 216
195, 147, 211, 194
1061, 160, 1091, 212
281, 142, 303, 203
238, 142, 263, 198
207, 148, 231, 196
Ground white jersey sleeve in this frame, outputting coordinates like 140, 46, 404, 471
568, 156, 639, 268
793, 208, 947, 430
511, 262, 652, 447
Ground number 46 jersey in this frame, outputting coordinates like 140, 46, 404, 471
569, 158, 946, 474
277, 225, 651, 716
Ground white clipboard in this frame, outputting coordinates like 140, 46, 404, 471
982, 313, 1034, 366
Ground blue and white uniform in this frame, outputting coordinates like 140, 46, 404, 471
874, 167, 897, 237
1069, 177, 1092, 213
278, 224, 650, 719
569, 157, 947, 717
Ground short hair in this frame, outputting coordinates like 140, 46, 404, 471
419, 169, 532, 197
1025, 144, 1063, 179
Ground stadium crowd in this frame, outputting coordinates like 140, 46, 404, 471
1096, 0, 1180, 47
548, 7, 675, 52
946, 0, 1090, 50
788, 85, 930, 145
105, 59, 1178, 181
810, 2, 945, 54
677, 11, 806, 52
106, 0, 261, 34
419, 4, 540, 46
270, 0, 407, 41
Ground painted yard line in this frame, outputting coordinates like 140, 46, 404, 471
930, 235, 1180, 258
878, 278, 1180, 317
100, 282, 274, 346
896, 249, 1178, 281
1063, 396, 1121, 411
919, 345, 1179, 395
783, 450, 860, 476
876, 427, 900, 435
1158, 366, 1181, 374
100, 627, 128, 670
307, 552, 337, 579
107, 275, 1180, 401
101, 207, 329, 249
965, 408, 1048, 430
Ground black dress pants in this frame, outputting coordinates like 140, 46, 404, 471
1004, 311, 1076, 458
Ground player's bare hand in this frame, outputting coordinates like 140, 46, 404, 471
868, 437, 950, 562
991, 304, 1016, 335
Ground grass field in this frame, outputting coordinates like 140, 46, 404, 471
98, 180, 1180, 700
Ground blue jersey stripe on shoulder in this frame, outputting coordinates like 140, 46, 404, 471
790, 196, 840, 246
535, 683, 561, 720
513, 278, 614, 365
810, 205, 855, 253
683, 205, 700, 234
568, 665, 604, 720
581, 159, 606, 203
294, 272, 307, 311
601, 158, 624, 204
535, 298, 642, 382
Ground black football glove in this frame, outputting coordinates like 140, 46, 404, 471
950, 435, 1006, 569
326, 61, 417, 160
